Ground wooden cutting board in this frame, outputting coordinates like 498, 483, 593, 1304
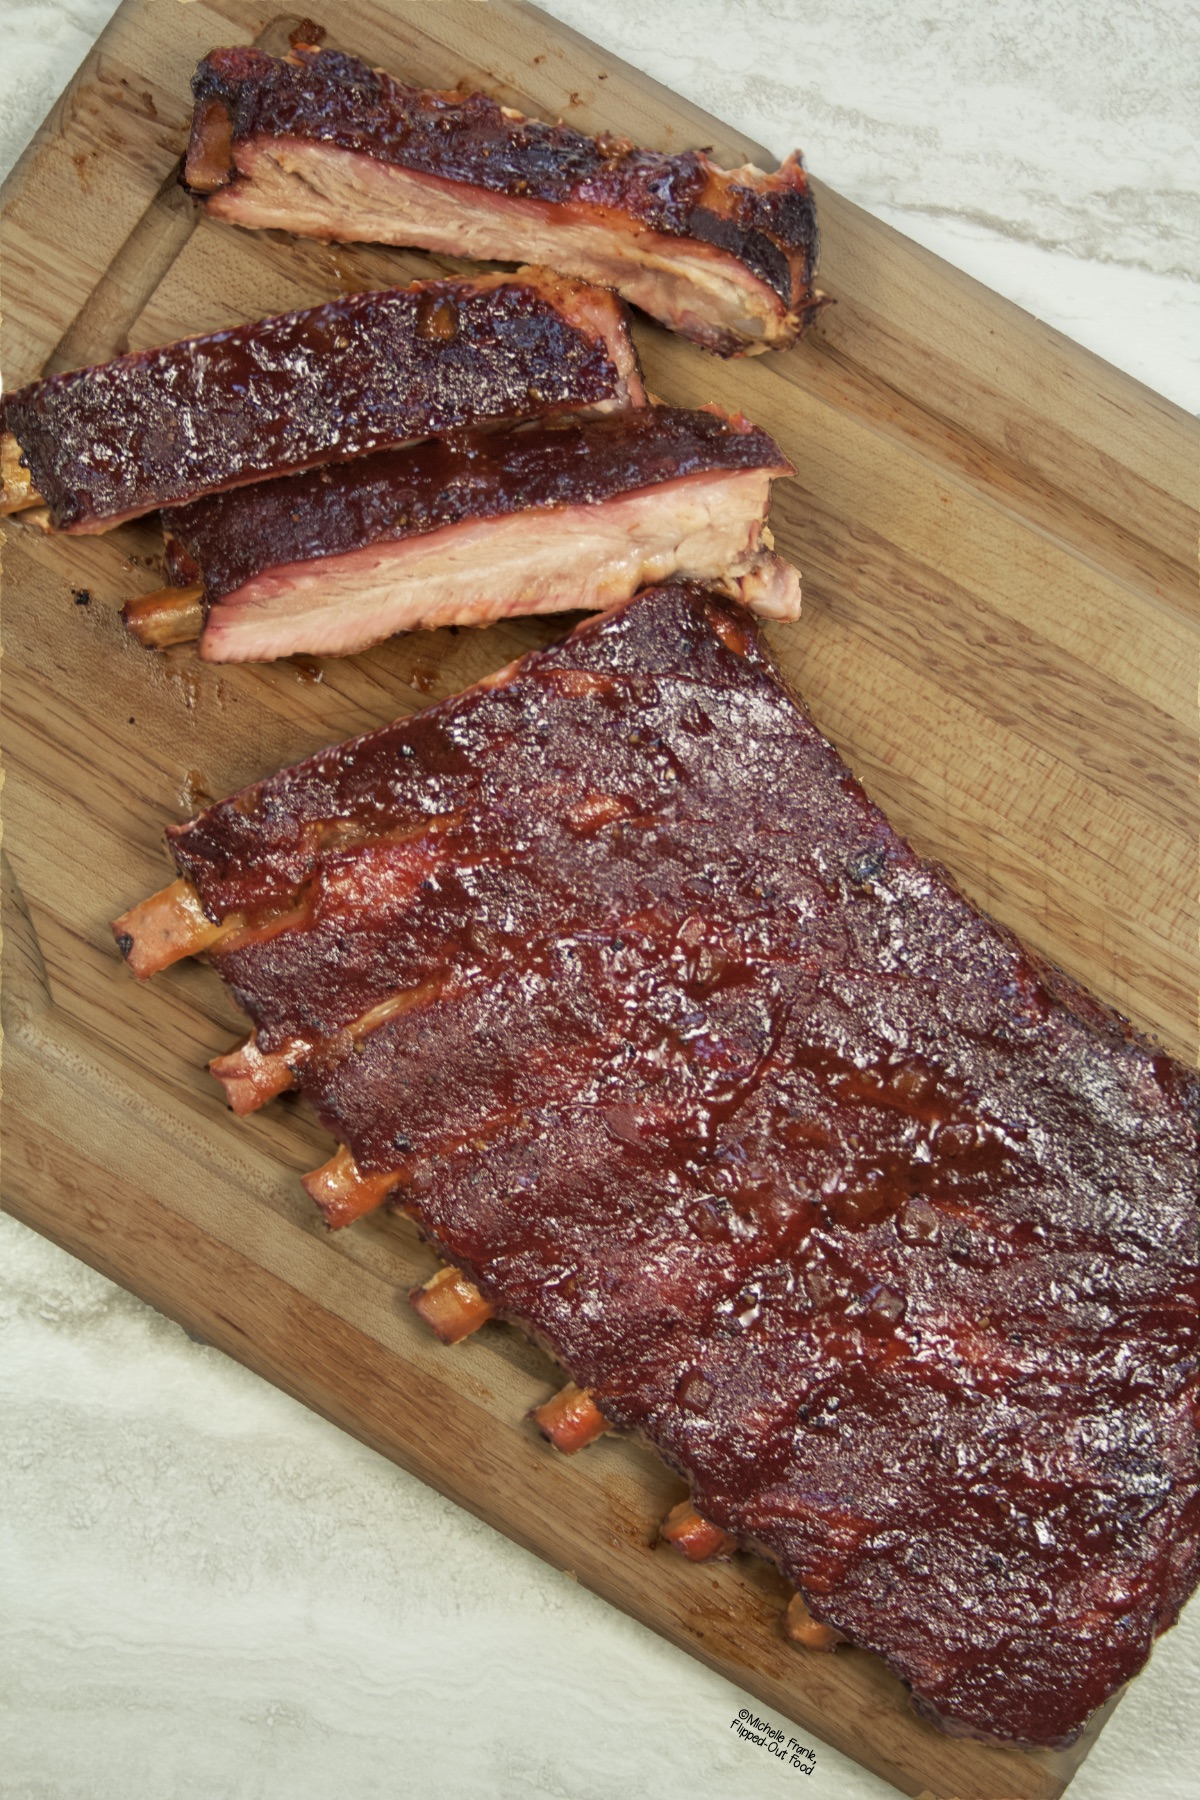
2, 4, 1196, 1796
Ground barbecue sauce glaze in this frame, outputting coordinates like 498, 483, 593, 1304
188, 46, 820, 319
168, 586, 1200, 1747
2, 276, 631, 531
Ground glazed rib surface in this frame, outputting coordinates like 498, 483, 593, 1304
186, 46, 824, 355
135, 587, 1199, 1747
1, 269, 641, 532
162, 407, 799, 659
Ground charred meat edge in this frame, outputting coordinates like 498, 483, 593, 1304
185, 45, 828, 356
0, 266, 644, 533
112, 586, 1200, 1748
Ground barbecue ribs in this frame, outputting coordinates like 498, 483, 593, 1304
185, 46, 825, 357
0, 269, 642, 532
131, 407, 799, 661
114, 585, 1200, 1748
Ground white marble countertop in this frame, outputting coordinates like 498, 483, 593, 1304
2, 4, 1197, 1798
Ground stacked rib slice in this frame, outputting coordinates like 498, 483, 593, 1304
0, 269, 642, 531
3, 43, 822, 656
3, 269, 802, 658
149, 406, 798, 660
113, 585, 1200, 1750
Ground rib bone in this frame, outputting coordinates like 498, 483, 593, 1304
0, 432, 42, 514
112, 878, 233, 977
410, 1265, 495, 1343
209, 1036, 307, 1114
784, 1593, 847, 1652
123, 585, 205, 648
533, 1384, 610, 1453
300, 1144, 403, 1228
660, 1500, 738, 1562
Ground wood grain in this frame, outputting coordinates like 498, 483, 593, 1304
2, 4, 1196, 1797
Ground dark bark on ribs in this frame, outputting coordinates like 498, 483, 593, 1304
159, 406, 798, 660
0, 270, 642, 533
130, 586, 1199, 1747
185, 46, 826, 357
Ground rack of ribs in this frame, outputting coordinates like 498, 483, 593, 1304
123, 407, 800, 661
0, 268, 643, 532
184, 45, 826, 358
113, 584, 1200, 1748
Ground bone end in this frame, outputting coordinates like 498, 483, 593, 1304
532, 1383, 609, 1453
409, 1265, 494, 1343
784, 1592, 847, 1652
185, 98, 235, 194
112, 877, 223, 977
301, 1144, 400, 1229
209, 1036, 303, 1114
123, 584, 205, 649
0, 432, 43, 516
660, 1500, 738, 1562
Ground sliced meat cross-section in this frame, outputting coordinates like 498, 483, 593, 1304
185, 45, 826, 357
142, 406, 799, 661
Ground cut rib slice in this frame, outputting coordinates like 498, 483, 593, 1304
147, 407, 799, 662
186, 46, 826, 357
0, 268, 642, 533
114, 584, 1200, 1748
